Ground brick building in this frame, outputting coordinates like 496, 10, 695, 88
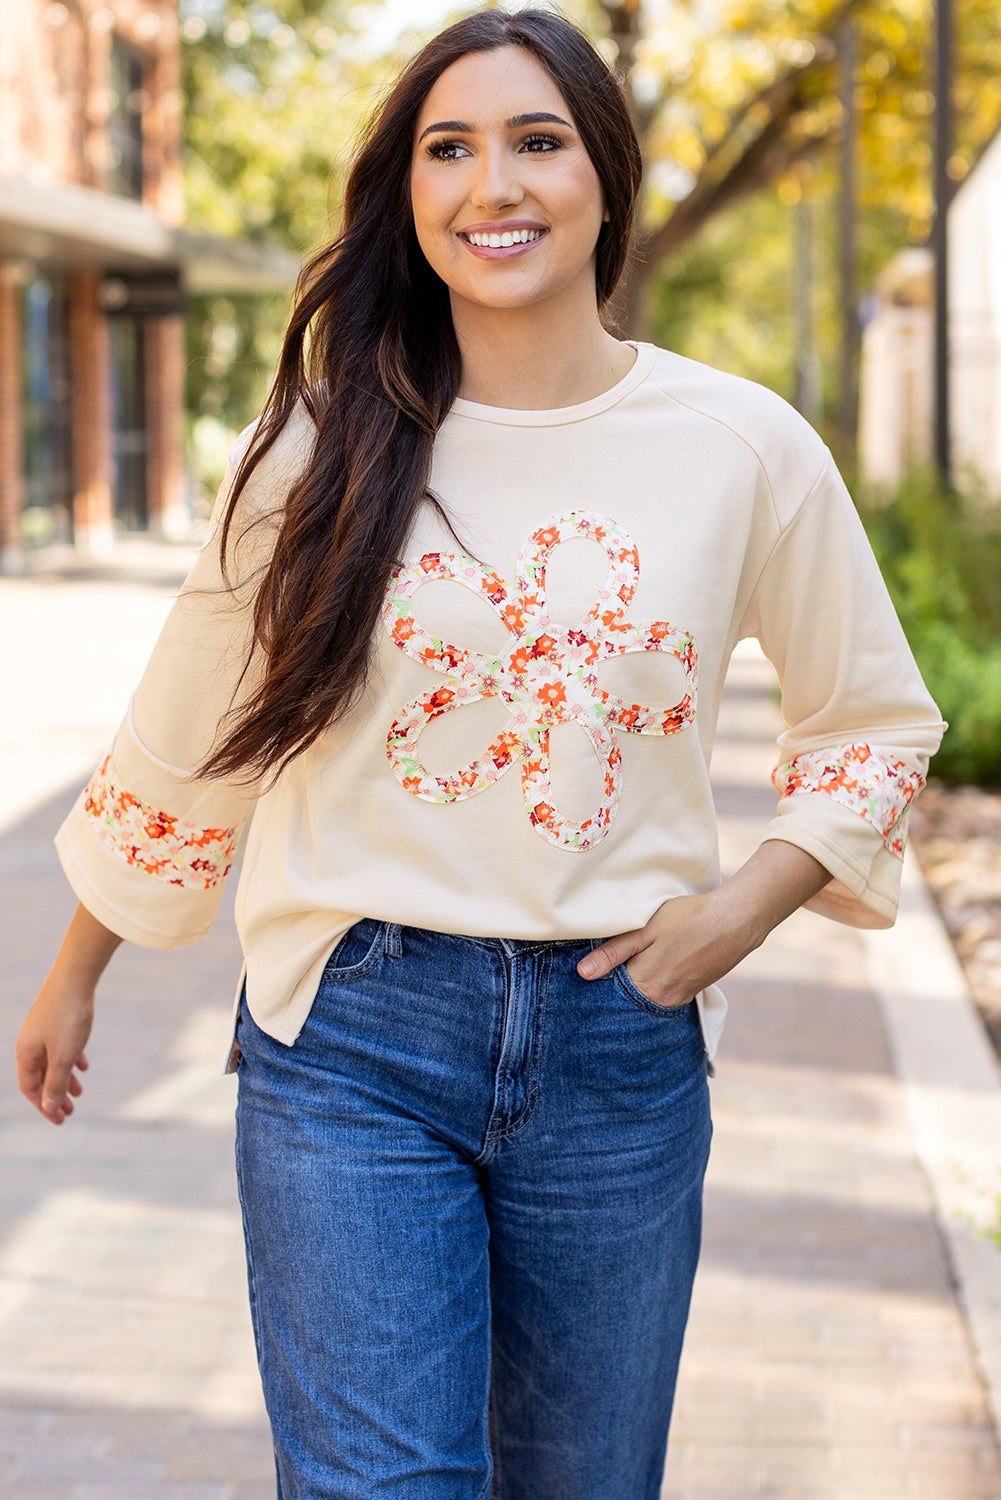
0, 0, 296, 570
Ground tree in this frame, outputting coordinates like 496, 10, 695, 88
180, 0, 378, 252
178, 0, 399, 484
581, 0, 1001, 336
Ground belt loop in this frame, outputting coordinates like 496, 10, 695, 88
384, 922, 403, 958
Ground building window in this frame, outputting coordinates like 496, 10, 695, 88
108, 36, 145, 200
21, 278, 74, 546
110, 316, 148, 529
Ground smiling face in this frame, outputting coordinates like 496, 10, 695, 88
410, 46, 607, 320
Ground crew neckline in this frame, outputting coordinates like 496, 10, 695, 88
448, 342, 655, 427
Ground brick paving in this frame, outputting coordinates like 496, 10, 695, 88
1, 556, 999, 1498
662, 648, 1001, 1500
1, 553, 274, 1500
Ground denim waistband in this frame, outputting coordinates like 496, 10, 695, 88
363, 918, 601, 961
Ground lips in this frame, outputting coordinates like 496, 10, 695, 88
457, 224, 549, 259
462, 227, 543, 248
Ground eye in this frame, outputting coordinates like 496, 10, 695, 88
425, 138, 470, 162
520, 133, 565, 154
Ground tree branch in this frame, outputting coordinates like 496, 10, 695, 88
596, 0, 863, 330
645, 122, 836, 263
633, 0, 863, 269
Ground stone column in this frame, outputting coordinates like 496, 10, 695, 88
0, 267, 26, 574
69, 270, 114, 555
145, 314, 187, 537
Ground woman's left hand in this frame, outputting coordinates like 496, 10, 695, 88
576, 841, 832, 1009
575, 890, 755, 1009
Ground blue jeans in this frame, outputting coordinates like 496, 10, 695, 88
234, 920, 712, 1500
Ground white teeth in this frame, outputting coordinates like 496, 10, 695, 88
465, 228, 544, 247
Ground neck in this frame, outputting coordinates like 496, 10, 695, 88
451, 295, 635, 411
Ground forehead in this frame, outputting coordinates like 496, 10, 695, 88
414, 46, 572, 133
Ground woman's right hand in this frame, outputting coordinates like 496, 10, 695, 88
16, 977, 93, 1124
15, 902, 122, 1125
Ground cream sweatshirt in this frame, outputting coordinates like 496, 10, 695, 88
55, 343, 946, 1064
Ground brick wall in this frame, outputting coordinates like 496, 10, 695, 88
0, 0, 181, 212
1, 0, 185, 556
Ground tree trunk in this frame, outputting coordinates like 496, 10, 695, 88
608, 250, 658, 341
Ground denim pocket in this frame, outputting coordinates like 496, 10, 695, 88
321, 918, 389, 983
612, 962, 696, 1020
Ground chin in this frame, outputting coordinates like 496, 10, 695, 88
451, 278, 569, 315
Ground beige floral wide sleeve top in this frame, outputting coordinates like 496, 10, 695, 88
55, 346, 946, 1064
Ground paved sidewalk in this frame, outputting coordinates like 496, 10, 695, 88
1, 553, 1000, 1498
662, 648, 1001, 1499
1, 549, 274, 1499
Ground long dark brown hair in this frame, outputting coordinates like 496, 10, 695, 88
201, 7, 643, 783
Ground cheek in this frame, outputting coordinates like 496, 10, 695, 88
409, 171, 437, 264
410, 168, 460, 261
548, 157, 606, 235
411, 163, 456, 217
409, 165, 430, 230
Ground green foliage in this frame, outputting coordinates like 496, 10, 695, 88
593, 0, 1001, 376
647, 185, 804, 405
860, 470, 1001, 787
178, 0, 402, 445
646, 175, 854, 433
183, 291, 289, 502
181, 0, 366, 254
179, 1, 466, 252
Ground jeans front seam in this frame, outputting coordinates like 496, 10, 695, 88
477, 950, 518, 1161
482, 946, 551, 1145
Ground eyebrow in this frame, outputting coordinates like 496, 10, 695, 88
417, 111, 572, 143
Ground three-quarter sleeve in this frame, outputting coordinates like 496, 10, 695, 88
741, 451, 947, 928
55, 416, 304, 948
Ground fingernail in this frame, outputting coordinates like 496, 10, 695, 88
578, 956, 597, 979
42, 1097, 61, 1116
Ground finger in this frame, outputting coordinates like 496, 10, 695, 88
15, 1053, 44, 1100
67, 1073, 84, 1097
16, 1052, 50, 1115
577, 930, 645, 980
77, 1051, 90, 1072
41, 1059, 77, 1123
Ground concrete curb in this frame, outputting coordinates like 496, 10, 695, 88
863, 847, 1001, 1441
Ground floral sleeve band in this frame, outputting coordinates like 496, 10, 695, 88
82, 754, 238, 890
772, 743, 924, 858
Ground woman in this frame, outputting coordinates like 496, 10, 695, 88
17, 9, 945, 1497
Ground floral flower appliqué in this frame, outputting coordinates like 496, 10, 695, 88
381, 511, 698, 851
772, 743, 924, 858
83, 753, 238, 889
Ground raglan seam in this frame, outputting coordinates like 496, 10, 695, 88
728, 451, 836, 649
648, 380, 830, 534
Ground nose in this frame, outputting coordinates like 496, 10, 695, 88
470, 142, 524, 212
